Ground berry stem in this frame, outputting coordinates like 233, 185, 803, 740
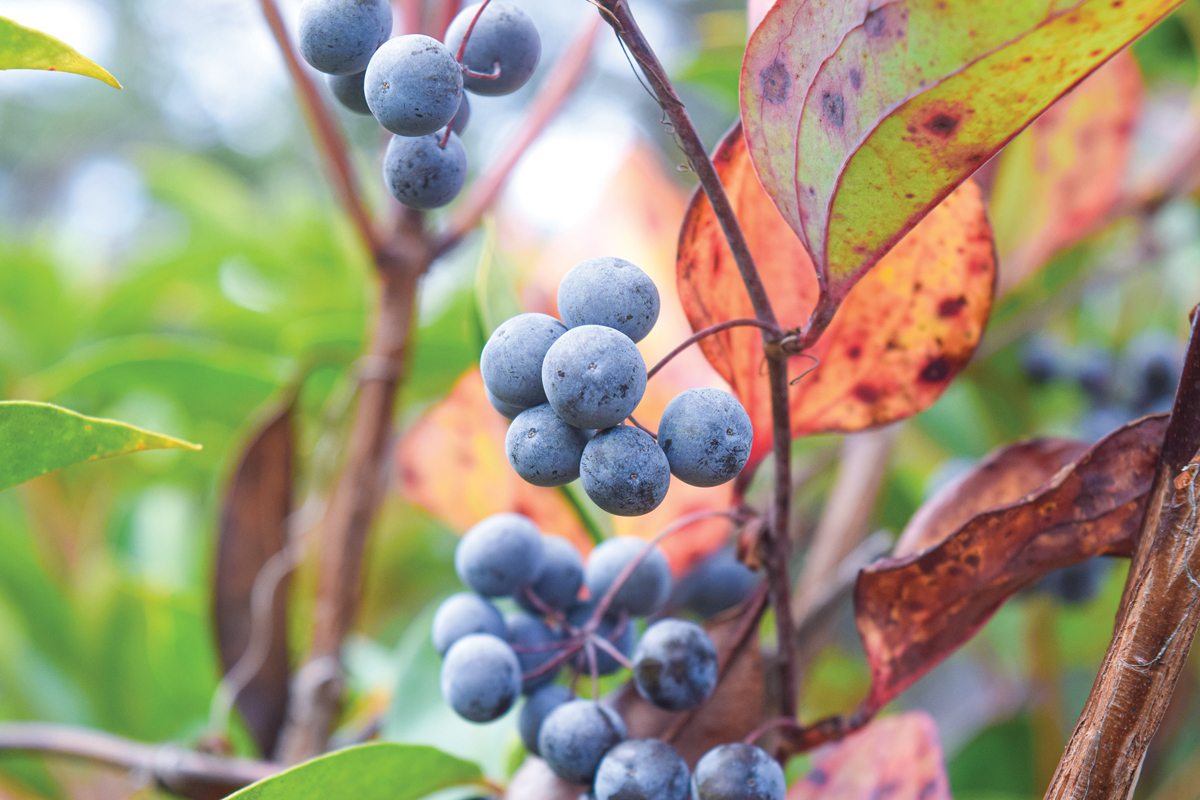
590, 633, 635, 670
462, 63, 502, 80
453, 0, 493, 64
626, 415, 657, 439
743, 716, 803, 747
585, 640, 601, 699
521, 640, 584, 681
521, 585, 568, 625
647, 318, 785, 380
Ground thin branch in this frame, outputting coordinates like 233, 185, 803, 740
647, 318, 784, 380
765, 358, 797, 716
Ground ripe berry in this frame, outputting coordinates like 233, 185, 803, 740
691, 743, 786, 800
657, 388, 752, 487
451, 94, 471, 135
326, 71, 371, 115
431, 592, 505, 655
506, 404, 590, 487
482, 313, 568, 409
1038, 557, 1111, 605
365, 35, 463, 136
583, 537, 672, 617
1122, 330, 1184, 412
518, 684, 572, 755
1021, 336, 1065, 385
297, 0, 392, 76
518, 534, 584, 612
444, 2, 541, 96
505, 611, 563, 693
382, 132, 467, 209
1072, 346, 1115, 404
538, 700, 627, 785
454, 513, 545, 597
594, 739, 690, 800
673, 547, 760, 619
557, 257, 660, 343
632, 618, 717, 711
486, 385, 525, 420
440, 633, 522, 722
566, 601, 635, 676
580, 427, 671, 517
542, 325, 647, 430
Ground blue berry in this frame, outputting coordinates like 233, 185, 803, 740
584, 537, 672, 617
431, 592, 505, 655
297, 0, 392, 75
657, 389, 752, 487
542, 326, 647, 430
1021, 336, 1065, 385
451, 94, 471, 135
538, 700, 627, 785
1072, 346, 1115, 404
674, 547, 760, 619
440, 633, 522, 722
455, 513, 545, 597
444, 2, 540, 96
518, 684, 572, 755
326, 71, 371, 114
486, 385, 526, 419
518, 534, 584, 612
505, 611, 563, 693
1038, 557, 1111, 605
557, 257, 660, 343
365, 35, 463, 136
594, 739, 689, 800
632, 619, 717, 711
482, 313, 568, 408
506, 404, 590, 487
691, 743, 786, 800
1122, 330, 1184, 412
580, 427, 670, 517
566, 601, 635, 676
382, 132, 467, 209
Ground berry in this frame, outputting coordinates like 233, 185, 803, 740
583, 537, 672, 617
482, 313, 568, 408
1078, 405, 1136, 443
505, 612, 563, 693
580, 427, 671, 517
1122, 330, 1184, 412
632, 619, 717, 711
691, 743, 786, 800
431, 592, 505, 655
451, 94, 471, 135
537, 700, 627, 785
382, 132, 467, 209
444, 2, 541, 96
673, 547, 760, 619
365, 35, 463, 136
518, 534, 584, 612
1039, 558, 1111, 605
518, 684, 572, 755
506, 404, 590, 487
542, 325, 647, 430
486, 385, 525, 419
455, 513, 545, 597
1072, 346, 1115, 404
297, 0, 392, 76
657, 389, 752, 487
1021, 336, 1066, 385
557, 257, 660, 343
566, 601, 635, 676
440, 633, 522, 722
326, 71, 372, 114
594, 739, 690, 800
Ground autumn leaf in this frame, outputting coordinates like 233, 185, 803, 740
741, 0, 1180, 302
0, 16, 121, 87
677, 124, 994, 467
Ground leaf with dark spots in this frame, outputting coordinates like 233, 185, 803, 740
855, 415, 1168, 714
761, 59, 791, 104
214, 401, 294, 758
787, 712, 950, 800
822, 92, 845, 128
677, 123, 994, 467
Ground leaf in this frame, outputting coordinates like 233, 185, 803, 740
677, 124, 994, 467
894, 437, 1089, 557
990, 52, 1143, 293
213, 402, 294, 758
0, 401, 200, 491
741, 0, 1180, 302
855, 414, 1168, 714
0, 16, 120, 88
225, 742, 482, 800
787, 712, 950, 800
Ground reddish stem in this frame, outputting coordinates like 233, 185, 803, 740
647, 318, 784, 380
453, 0, 493, 62
626, 415, 657, 439
744, 716, 803, 746
591, 633, 635, 671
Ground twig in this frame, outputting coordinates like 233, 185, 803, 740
647, 318, 784, 380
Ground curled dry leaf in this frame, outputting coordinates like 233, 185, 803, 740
786, 712, 950, 800
677, 123, 994, 467
856, 414, 1168, 714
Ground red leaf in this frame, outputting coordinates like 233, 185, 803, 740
677, 123, 995, 467
856, 415, 1168, 714
787, 712, 950, 800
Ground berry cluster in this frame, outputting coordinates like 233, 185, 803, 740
480, 257, 754, 516
297, 0, 540, 209
434, 513, 784, 800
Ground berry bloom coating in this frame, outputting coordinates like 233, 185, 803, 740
326, 71, 372, 114
583, 536, 672, 617
506, 404, 590, 487
658, 389, 752, 488
365, 35, 463, 136
455, 513, 544, 597
297, 0, 392, 75
557, 257, 660, 343
580, 427, 671, 517
518, 534, 584, 612
542, 325, 646, 430
632, 618, 718, 711
673, 547, 760, 619
444, 2, 541, 96
430, 592, 505, 655
382, 132, 467, 209
566, 601, 635, 676
451, 94, 471, 135
504, 611, 562, 693
538, 700, 627, 785
486, 385, 526, 419
518, 684, 572, 755
594, 739, 690, 800
439, 633, 522, 722
691, 743, 786, 800
482, 313, 568, 408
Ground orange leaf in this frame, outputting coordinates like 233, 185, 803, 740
677, 123, 995, 467
787, 712, 950, 800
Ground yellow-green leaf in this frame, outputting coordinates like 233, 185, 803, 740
0, 16, 121, 88
0, 401, 199, 490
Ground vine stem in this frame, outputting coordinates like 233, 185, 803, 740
647, 318, 784, 380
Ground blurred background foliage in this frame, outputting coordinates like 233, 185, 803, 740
2, 0, 1200, 798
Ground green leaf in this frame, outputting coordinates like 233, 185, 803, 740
0, 16, 120, 88
226, 743, 484, 800
0, 401, 200, 490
